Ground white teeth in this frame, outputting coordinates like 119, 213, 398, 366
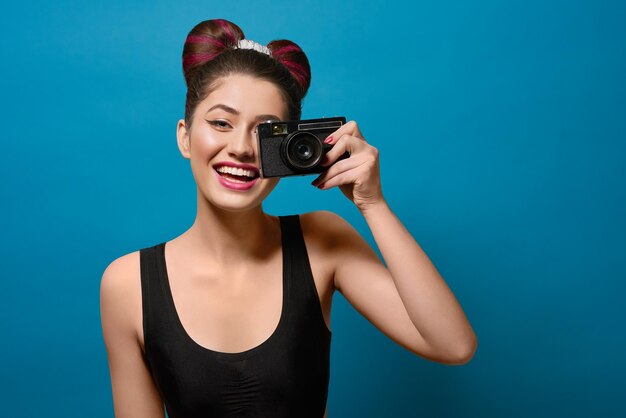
216, 165, 257, 178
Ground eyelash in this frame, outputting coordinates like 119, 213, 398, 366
206, 120, 262, 132
207, 120, 232, 129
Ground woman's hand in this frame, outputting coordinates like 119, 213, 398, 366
311, 120, 384, 212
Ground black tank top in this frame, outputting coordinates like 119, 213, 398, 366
139, 214, 332, 418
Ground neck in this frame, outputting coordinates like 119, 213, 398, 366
183, 191, 279, 265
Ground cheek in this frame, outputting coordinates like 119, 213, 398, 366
190, 131, 223, 160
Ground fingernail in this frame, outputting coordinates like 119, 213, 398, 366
323, 136, 333, 143
317, 182, 326, 189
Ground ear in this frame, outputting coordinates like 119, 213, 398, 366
176, 119, 191, 159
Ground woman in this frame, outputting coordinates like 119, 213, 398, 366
100, 18, 477, 418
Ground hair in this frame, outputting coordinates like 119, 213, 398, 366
181, 19, 311, 128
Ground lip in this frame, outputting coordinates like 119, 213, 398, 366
212, 161, 260, 191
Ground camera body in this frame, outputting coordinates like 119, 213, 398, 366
257, 116, 349, 178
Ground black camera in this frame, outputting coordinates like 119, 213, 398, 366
256, 116, 349, 178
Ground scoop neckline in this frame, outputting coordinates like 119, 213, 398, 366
156, 219, 289, 361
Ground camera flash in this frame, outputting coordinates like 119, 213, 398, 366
272, 124, 288, 135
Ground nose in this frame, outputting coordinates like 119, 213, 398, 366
227, 127, 256, 161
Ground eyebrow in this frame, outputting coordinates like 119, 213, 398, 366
206, 104, 281, 122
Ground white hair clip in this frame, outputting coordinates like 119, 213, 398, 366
235, 39, 272, 56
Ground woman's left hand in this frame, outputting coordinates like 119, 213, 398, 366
311, 120, 384, 212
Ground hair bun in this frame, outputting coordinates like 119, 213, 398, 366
268, 40, 311, 97
182, 19, 244, 86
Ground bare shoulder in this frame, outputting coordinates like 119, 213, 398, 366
299, 210, 384, 295
299, 210, 360, 250
100, 251, 141, 309
100, 250, 143, 345
298, 210, 370, 283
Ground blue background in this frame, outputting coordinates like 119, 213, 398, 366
1, 0, 625, 417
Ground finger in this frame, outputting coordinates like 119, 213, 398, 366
318, 166, 364, 190
321, 134, 365, 167
316, 157, 371, 189
311, 155, 365, 187
324, 120, 364, 144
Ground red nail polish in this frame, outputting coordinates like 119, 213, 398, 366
317, 182, 325, 189
323, 136, 333, 143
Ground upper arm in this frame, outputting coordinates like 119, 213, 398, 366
310, 211, 441, 361
100, 252, 165, 418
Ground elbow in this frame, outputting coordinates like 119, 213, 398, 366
438, 334, 477, 366
417, 334, 478, 365
448, 335, 478, 365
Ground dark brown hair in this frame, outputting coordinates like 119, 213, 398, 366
182, 19, 311, 127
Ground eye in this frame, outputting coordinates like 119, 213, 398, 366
206, 120, 232, 129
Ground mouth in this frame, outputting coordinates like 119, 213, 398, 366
213, 163, 261, 184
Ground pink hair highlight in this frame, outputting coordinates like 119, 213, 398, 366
185, 35, 225, 48
278, 59, 309, 88
183, 52, 222, 67
272, 44, 301, 56
215, 19, 237, 44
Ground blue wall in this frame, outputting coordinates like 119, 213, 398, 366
1, 1, 625, 416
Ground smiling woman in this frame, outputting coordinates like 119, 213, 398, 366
100, 18, 477, 418
179, 74, 286, 208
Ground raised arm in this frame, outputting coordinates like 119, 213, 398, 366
100, 253, 166, 417
311, 121, 477, 365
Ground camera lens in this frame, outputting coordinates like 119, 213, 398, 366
283, 132, 323, 170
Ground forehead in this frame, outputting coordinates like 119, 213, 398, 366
199, 74, 288, 118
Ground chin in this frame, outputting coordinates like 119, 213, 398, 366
210, 198, 263, 213
201, 180, 279, 213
